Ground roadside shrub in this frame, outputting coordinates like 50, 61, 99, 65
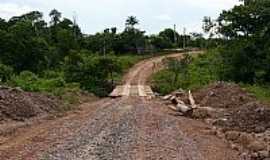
42, 70, 64, 79
12, 71, 39, 91
117, 55, 143, 71
241, 84, 270, 103
12, 71, 66, 92
63, 52, 128, 97
151, 70, 179, 95
0, 64, 13, 83
18, 71, 38, 81
151, 50, 221, 95
36, 77, 66, 92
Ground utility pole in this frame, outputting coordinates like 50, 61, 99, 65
183, 27, 186, 49
174, 24, 177, 45
103, 38, 106, 57
73, 11, 78, 40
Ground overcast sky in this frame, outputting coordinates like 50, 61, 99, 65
0, 0, 241, 34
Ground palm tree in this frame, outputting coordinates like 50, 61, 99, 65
49, 9, 61, 26
125, 16, 139, 28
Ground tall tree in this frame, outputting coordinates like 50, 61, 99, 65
125, 16, 139, 28
49, 9, 62, 26
206, 0, 270, 83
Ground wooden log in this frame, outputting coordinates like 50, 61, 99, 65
176, 104, 192, 113
188, 90, 197, 109
163, 95, 172, 100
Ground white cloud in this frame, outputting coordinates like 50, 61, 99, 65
181, 0, 241, 10
155, 14, 172, 21
0, 3, 33, 20
0, 0, 241, 33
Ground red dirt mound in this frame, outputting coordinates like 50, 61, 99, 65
193, 82, 255, 109
0, 86, 59, 122
191, 82, 270, 133
218, 102, 270, 133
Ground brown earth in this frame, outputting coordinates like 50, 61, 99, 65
165, 82, 270, 159
193, 82, 255, 109
0, 87, 59, 122
178, 82, 270, 133
0, 86, 96, 137
0, 52, 244, 160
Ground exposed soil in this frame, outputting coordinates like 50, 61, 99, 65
217, 102, 270, 133
165, 82, 270, 159
193, 82, 255, 109
0, 86, 59, 122
193, 82, 270, 133
0, 86, 97, 138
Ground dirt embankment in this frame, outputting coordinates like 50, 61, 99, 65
0, 86, 60, 122
191, 82, 270, 133
0, 85, 97, 137
164, 82, 270, 159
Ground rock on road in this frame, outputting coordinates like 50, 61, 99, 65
0, 52, 241, 160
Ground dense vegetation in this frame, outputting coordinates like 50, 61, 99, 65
0, 9, 206, 97
152, 0, 270, 101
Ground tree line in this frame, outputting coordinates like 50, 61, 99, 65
203, 0, 270, 84
152, 0, 270, 95
0, 9, 206, 96
0, 9, 208, 73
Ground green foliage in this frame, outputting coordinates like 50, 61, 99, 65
117, 54, 145, 70
151, 70, 181, 95
162, 54, 193, 87
187, 51, 221, 88
0, 64, 13, 83
205, 0, 270, 84
0, 9, 208, 99
63, 52, 120, 96
152, 51, 220, 95
42, 70, 64, 79
125, 16, 139, 28
241, 84, 270, 104
63, 51, 146, 96
11, 71, 65, 92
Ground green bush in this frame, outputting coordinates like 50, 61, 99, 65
42, 70, 64, 79
151, 50, 220, 95
0, 64, 13, 83
12, 71, 66, 92
117, 55, 144, 71
63, 52, 145, 97
12, 71, 39, 91
151, 70, 180, 95
241, 84, 270, 103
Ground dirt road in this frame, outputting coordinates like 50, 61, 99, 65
0, 52, 241, 160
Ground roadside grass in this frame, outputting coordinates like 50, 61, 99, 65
240, 84, 270, 104
151, 50, 219, 95
5, 71, 85, 111
151, 70, 180, 95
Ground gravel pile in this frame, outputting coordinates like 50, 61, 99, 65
0, 86, 59, 121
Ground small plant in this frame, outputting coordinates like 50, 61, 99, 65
0, 64, 13, 83
241, 84, 270, 104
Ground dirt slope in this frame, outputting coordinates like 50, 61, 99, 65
0, 86, 59, 122
0, 52, 242, 160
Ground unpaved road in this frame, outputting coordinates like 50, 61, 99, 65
0, 52, 241, 160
